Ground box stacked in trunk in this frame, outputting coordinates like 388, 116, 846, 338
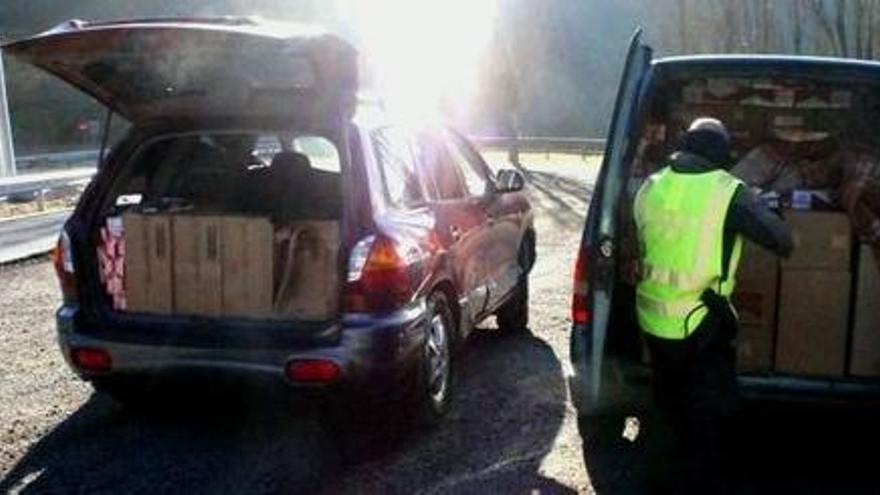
115, 212, 339, 321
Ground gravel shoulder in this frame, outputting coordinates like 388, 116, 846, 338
4, 154, 878, 495
0, 156, 599, 494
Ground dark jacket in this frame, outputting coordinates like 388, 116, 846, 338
669, 152, 794, 277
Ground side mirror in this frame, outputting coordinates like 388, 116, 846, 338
495, 169, 525, 194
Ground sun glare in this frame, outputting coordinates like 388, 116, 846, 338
350, 0, 500, 123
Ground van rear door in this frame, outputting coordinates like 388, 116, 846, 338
571, 30, 652, 409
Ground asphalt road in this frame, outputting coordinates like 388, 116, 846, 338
0, 210, 70, 264
1, 157, 879, 494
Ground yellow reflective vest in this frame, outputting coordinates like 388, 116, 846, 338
634, 166, 744, 340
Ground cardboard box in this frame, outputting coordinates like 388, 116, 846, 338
125, 213, 336, 321
737, 325, 775, 373
782, 211, 852, 270
123, 212, 173, 313
172, 215, 223, 316
732, 242, 780, 371
733, 242, 779, 327
850, 245, 880, 376
273, 221, 340, 320
776, 269, 851, 376
221, 217, 274, 318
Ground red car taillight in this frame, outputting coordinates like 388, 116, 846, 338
285, 359, 341, 384
70, 347, 112, 373
52, 231, 78, 303
344, 235, 422, 313
572, 248, 591, 325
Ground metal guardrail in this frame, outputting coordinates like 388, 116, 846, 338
471, 136, 606, 155
16, 149, 100, 169
0, 138, 604, 199
0, 168, 95, 199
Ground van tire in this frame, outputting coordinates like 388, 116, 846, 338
409, 291, 454, 428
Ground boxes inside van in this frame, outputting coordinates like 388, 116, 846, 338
626, 75, 880, 378
96, 132, 343, 322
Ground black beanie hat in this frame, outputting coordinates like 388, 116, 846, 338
683, 118, 732, 167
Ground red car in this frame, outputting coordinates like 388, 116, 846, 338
6, 18, 535, 425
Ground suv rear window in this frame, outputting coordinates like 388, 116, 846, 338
108, 131, 341, 216
372, 127, 426, 209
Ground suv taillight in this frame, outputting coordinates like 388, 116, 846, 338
344, 235, 422, 313
52, 231, 78, 303
572, 247, 590, 325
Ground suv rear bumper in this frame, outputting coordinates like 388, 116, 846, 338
57, 301, 430, 396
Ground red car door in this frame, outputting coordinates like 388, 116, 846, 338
415, 130, 493, 330
443, 129, 529, 311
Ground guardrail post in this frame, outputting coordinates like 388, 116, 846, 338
0, 51, 15, 178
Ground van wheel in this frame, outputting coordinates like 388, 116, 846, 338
496, 239, 533, 333
409, 291, 454, 427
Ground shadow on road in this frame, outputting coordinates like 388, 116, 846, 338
579, 400, 880, 494
0, 330, 573, 494
322, 328, 576, 494
0, 391, 342, 494
522, 168, 593, 230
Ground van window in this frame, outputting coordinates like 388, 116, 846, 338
372, 127, 426, 208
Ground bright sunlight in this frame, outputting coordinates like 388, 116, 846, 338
350, 0, 500, 123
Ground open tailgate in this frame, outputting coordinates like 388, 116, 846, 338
2, 19, 358, 123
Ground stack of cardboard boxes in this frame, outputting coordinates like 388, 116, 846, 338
776, 211, 852, 376
733, 210, 880, 378
732, 242, 779, 372
121, 211, 338, 321
124, 213, 174, 314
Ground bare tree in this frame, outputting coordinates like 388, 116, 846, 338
867, 0, 877, 59
678, 0, 689, 53
653, 0, 880, 61
721, 0, 741, 51
760, 0, 772, 52
808, 0, 839, 55
835, 0, 850, 56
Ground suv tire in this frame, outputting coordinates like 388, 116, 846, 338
496, 237, 534, 333
409, 291, 454, 427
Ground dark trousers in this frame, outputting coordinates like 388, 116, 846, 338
644, 307, 738, 495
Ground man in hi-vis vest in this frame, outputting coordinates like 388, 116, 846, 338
635, 118, 793, 493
